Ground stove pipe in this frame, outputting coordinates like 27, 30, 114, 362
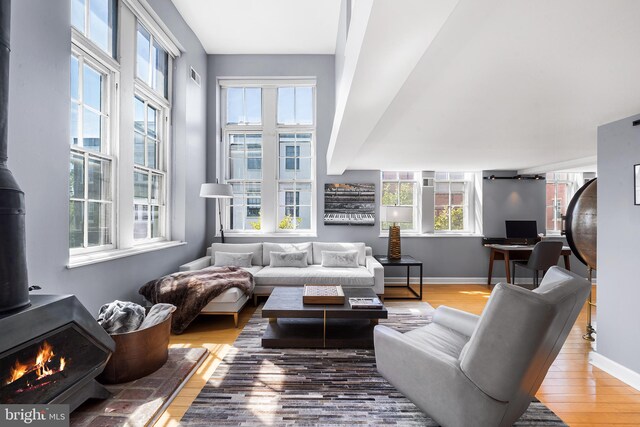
0, 0, 30, 314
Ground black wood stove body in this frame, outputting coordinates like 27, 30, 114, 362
0, 295, 116, 411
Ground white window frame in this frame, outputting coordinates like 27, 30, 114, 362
434, 172, 476, 234
68, 0, 181, 266
380, 171, 481, 236
219, 79, 317, 236
132, 86, 170, 242
70, 30, 120, 256
71, 0, 118, 59
380, 171, 420, 233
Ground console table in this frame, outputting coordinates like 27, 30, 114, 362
374, 255, 423, 300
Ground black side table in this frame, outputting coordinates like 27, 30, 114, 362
374, 255, 423, 300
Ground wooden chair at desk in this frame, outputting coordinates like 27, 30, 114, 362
512, 241, 564, 288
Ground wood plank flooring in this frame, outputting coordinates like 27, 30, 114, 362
155, 283, 640, 426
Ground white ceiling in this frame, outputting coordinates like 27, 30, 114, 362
328, 0, 640, 173
170, 0, 342, 54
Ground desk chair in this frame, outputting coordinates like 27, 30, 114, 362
512, 241, 563, 287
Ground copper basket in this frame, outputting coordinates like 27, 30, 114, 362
98, 315, 172, 384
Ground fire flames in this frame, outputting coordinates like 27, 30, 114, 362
5, 341, 67, 386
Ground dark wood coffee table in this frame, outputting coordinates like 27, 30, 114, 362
261, 287, 388, 349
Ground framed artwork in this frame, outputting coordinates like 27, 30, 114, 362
324, 183, 375, 226
635, 164, 640, 205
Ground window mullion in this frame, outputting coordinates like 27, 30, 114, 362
147, 170, 152, 239
83, 152, 89, 248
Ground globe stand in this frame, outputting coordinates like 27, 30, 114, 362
583, 267, 596, 341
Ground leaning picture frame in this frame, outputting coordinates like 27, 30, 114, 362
635, 164, 640, 205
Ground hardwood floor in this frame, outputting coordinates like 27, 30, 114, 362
155, 283, 640, 427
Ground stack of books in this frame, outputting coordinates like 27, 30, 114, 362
348, 297, 384, 309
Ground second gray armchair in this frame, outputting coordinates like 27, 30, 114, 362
374, 266, 590, 427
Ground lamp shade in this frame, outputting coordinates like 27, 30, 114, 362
381, 206, 413, 223
200, 183, 233, 198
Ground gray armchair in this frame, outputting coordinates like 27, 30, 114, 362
374, 266, 590, 427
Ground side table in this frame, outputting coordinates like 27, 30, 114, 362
373, 255, 423, 300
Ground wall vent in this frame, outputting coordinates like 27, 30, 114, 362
190, 67, 201, 87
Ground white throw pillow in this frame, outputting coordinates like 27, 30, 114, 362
213, 252, 253, 267
269, 251, 308, 268
321, 250, 360, 268
263, 242, 312, 265
312, 242, 366, 266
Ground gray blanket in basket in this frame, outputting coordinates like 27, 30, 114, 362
97, 300, 146, 334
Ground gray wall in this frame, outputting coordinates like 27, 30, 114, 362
205, 55, 582, 280
8, 0, 208, 315
596, 114, 640, 374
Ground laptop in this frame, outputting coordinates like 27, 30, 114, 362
505, 220, 538, 243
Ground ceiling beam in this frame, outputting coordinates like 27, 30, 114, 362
326, 0, 460, 175
518, 156, 598, 175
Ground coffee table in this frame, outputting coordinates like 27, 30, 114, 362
261, 287, 388, 349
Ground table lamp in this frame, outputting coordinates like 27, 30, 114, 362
200, 182, 233, 243
381, 206, 413, 259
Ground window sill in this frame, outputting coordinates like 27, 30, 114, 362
219, 232, 318, 239
67, 240, 187, 268
378, 232, 484, 238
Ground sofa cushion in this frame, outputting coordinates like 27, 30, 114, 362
321, 250, 359, 268
211, 243, 262, 266
312, 242, 366, 266
269, 251, 308, 268
254, 265, 374, 287
263, 242, 312, 265
213, 252, 252, 268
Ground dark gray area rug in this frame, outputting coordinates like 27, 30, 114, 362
182, 304, 566, 426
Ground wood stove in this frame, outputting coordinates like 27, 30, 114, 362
0, 296, 115, 411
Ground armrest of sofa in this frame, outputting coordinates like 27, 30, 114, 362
366, 255, 385, 295
433, 306, 480, 337
179, 256, 211, 272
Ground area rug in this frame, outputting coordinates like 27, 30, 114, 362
181, 303, 566, 426
71, 347, 208, 427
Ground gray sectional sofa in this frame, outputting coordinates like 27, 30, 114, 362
179, 242, 384, 326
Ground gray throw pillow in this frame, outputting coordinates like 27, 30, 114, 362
269, 251, 308, 268
214, 251, 253, 267
321, 250, 360, 268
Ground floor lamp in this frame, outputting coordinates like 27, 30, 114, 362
200, 183, 233, 243
381, 206, 413, 259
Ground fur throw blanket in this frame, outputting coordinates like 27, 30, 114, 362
139, 266, 254, 334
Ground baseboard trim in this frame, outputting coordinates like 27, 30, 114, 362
589, 352, 640, 392
384, 276, 597, 285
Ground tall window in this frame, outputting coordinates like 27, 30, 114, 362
381, 172, 418, 231
434, 172, 473, 232
546, 173, 580, 234
70, 2, 116, 253
133, 23, 171, 242
69, 0, 178, 262
221, 81, 316, 233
